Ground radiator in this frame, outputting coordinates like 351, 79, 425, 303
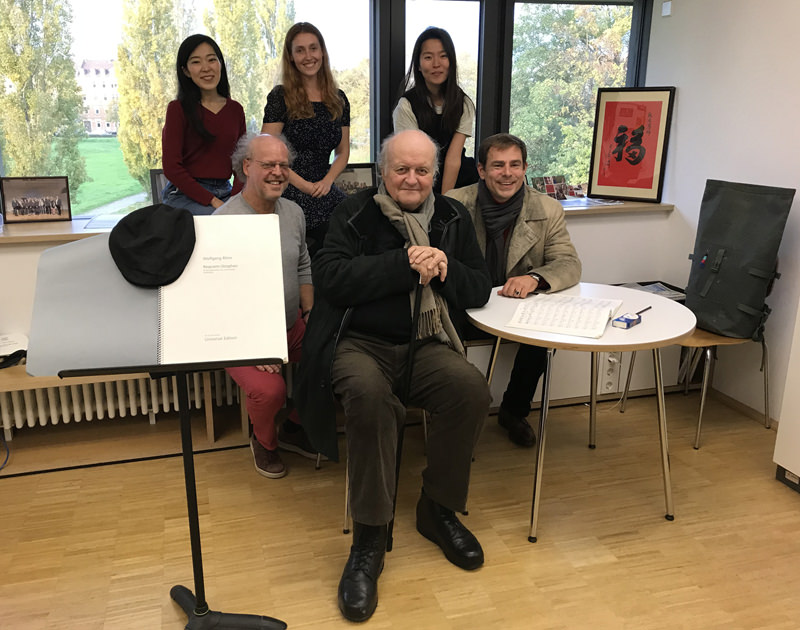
0, 370, 238, 440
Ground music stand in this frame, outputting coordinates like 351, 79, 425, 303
28, 215, 290, 628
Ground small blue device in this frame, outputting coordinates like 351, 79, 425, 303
612, 306, 651, 329
612, 313, 642, 329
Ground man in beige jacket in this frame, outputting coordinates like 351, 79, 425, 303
447, 133, 581, 447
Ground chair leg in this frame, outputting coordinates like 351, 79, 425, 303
620, 351, 637, 413
685, 348, 703, 395
343, 458, 351, 534
676, 347, 692, 390
760, 338, 771, 429
694, 346, 715, 449
422, 409, 428, 455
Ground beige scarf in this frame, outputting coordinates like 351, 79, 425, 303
373, 186, 465, 355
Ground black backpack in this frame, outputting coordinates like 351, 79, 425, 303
685, 179, 795, 340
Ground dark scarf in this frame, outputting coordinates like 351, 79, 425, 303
478, 180, 524, 286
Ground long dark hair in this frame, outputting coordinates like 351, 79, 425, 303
399, 27, 465, 136
176, 34, 231, 142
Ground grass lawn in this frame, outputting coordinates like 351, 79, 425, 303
72, 137, 146, 216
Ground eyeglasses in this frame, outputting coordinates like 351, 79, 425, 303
248, 159, 290, 172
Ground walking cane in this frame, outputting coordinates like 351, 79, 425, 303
386, 281, 423, 552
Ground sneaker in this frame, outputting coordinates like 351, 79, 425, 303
250, 435, 287, 478
497, 407, 536, 448
278, 422, 328, 461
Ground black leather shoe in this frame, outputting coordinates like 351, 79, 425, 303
416, 490, 483, 570
338, 523, 386, 622
498, 407, 536, 448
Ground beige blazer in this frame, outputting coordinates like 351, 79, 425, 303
446, 183, 581, 292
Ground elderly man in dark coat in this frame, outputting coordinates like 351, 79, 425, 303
295, 129, 491, 623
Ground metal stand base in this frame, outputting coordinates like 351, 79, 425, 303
170, 585, 287, 629
171, 374, 287, 630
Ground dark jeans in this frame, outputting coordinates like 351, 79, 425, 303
161, 178, 232, 215
331, 335, 490, 526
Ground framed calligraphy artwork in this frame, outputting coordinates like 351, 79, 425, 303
587, 87, 676, 203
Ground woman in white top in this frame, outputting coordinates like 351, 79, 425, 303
393, 26, 478, 194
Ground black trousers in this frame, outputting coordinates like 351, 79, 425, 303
501, 343, 548, 418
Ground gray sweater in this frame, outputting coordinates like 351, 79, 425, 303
215, 193, 312, 328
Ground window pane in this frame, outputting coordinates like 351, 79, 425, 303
404, 0, 480, 156
3, 0, 369, 218
509, 3, 632, 187
294, 0, 371, 163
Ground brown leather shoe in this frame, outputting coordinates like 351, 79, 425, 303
250, 435, 286, 478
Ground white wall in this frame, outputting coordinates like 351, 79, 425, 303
645, 0, 800, 420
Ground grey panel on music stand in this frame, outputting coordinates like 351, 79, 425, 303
26, 234, 158, 376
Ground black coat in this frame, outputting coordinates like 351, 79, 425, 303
295, 188, 491, 460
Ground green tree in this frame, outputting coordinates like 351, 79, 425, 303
510, 4, 631, 184
116, 0, 181, 188
334, 58, 370, 162
205, 0, 294, 133
0, 0, 87, 193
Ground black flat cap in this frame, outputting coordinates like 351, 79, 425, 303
108, 204, 196, 287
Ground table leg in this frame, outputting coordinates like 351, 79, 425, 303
528, 347, 554, 543
651, 348, 675, 520
589, 352, 598, 449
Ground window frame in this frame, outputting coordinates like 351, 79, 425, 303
371, 0, 653, 156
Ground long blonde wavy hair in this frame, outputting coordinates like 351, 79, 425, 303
281, 22, 343, 121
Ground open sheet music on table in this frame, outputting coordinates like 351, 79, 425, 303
507, 294, 623, 339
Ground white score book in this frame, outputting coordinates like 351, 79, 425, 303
508, 294, 623, 339
157, 214, 288, 365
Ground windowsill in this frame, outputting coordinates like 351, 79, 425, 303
0, 218, 102, 245
560, 200, 674, 217
0, 200, 675, 245
564, 201, 675, 217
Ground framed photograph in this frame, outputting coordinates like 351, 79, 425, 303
1, 176, 72, 223
587, 87, 676, 203
334, 163, 377, 195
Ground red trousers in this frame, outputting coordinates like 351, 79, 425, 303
226, 313, 305, 450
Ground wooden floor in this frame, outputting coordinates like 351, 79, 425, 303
1, 393, 799, 629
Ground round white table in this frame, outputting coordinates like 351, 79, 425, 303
467, 282, 696, 541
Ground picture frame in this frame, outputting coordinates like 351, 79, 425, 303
334, 163, 377, 195
587, 87, 676, 203
1, 176, 72, 223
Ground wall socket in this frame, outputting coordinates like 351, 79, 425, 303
599, 351, 622, 393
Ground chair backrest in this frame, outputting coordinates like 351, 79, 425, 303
685, 179, 795, 340
149, 169, 167, 203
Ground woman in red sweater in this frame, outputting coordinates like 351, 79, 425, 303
161, 34, 246, 215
